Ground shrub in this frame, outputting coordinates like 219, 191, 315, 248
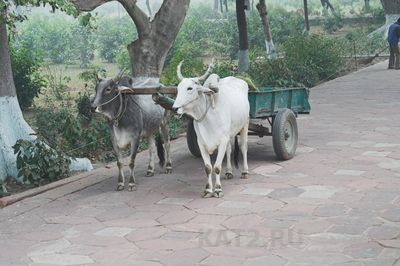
282, 34, 344, 87
13, 138, 71, 186
322, 13, 344, 34
34, 107, 113, 161
10, 46, 46, 110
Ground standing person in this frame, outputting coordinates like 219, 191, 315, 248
388, 18, 400, 69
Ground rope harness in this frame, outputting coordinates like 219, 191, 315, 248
96, 90, 127, 127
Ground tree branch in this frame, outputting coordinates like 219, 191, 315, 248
118, 0, 150, 35
69, 0, 111, 11
152, 0, 190, 40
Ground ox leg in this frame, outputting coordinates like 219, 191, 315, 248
116, 152, 125, 191
161, 111, 172, 174
198, 143, 213, 198
146, 132, 155, 177
128, 137, 140, 191
213, 139, 228, 198
225, 139, 233, 179
240, 122, 249, 179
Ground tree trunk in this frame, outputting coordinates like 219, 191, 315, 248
224, 0, 228, 12
364, 0, 370, 12
320, 0, 335, 16
71, 0, 190, 82
0, 22, 92, 181
369, 0, 400, 37
214, 0, 219, 12
256, 0, 276, 59
236, 0, 249, 73
146, 0, 152, 16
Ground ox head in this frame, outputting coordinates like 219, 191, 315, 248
91, 70, 131, 119
172, 61, 214, 115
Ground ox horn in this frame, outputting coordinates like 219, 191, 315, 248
177, 60, 185, 81
114, 68, 127, 82
197, 59, 215, 82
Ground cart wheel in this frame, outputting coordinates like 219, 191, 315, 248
187, 119, 201, 158
272, 108, 298, 160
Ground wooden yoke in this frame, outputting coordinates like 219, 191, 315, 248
118, 86, 177, 95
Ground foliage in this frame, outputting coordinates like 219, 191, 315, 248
116, 47, 131, 72
10, 45, 46, 109
34, 107, 113, 161
13, 138, 71, 186
246, 34, 344, 88
0, 0, 78, 28
322, 13, 344, 33
282, 34, 344, 87
95, 17, 136, 63
42, 66, 71, 100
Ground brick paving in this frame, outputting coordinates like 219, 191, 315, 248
1, 61, 400, 265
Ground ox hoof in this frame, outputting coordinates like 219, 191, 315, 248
224, 173, 234, 180
165, 167, 173, 174
116, 184, 125, 191
128, 183, 136, 191
146, 171, 154, 177
213, 189, 223, 198
203, 189, 214, 198
240, 172, 249, 179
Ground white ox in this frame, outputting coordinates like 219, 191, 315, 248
172, 62, 250, 198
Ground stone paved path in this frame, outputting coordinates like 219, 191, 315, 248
1, 61, 400, 265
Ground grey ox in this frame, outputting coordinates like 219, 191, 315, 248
173, 62, 250, 198
91, 76, 172, 191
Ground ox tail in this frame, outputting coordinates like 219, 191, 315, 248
233, 135, 240, 169
156, 134, 166, 167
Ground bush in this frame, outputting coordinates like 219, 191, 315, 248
34, 107, 113, 161
282, 34, 344, 87
322, 13, 344, 33
13, 138, 71, 186
10, 46, 46, 110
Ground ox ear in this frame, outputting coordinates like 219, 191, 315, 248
198, 86, 214, 95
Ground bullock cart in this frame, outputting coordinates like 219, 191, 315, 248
119, 86, 311, 160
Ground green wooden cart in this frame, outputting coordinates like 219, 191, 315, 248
183, 87, 311, 160
125, 86, 311, 160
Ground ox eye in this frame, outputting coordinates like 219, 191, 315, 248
187, 87, 193, 91
105, 87, 112, 94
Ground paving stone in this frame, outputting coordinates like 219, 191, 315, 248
200, 255, 244, 266
381, 208, 400, 222
240, 188, 273, 196
268, 187, 305, 199
94, 227, 134, 237
222, 214, 263, 230
157, 209, 197, 225
161, 248, 209, 266
157, 197, 194, 206
29, 253, 94, 265
377, 240, 400, 249
334, 170, 365, 176
217, 201, 251, 209
296, 146, 315, 153
367, 225, 400, 240
299, 185, 340, 199
329, 224, 368, 235
161, 231, 198, 241
378, 159, 400, 170
374, 143, 399, 148
344, 242, 383, 259
242, 255, 287, 266
362, 151, 391, 157
326, 141, 352, 146
291, 219, 331, 235
313, 204, 348, 217
252, 164, 282, 175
